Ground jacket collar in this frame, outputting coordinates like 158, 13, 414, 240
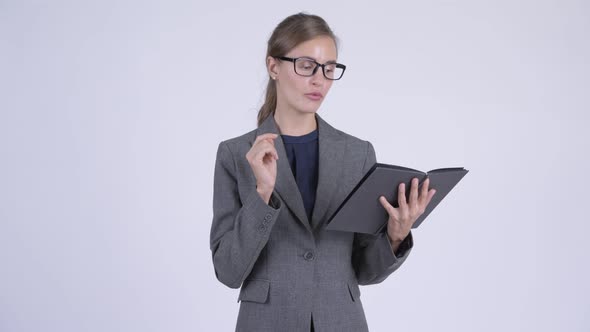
254, 112, 345, 234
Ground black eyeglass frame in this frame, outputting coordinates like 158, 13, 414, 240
273, 56, 346, 80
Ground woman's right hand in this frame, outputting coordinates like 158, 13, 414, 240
246, 133, 279, 203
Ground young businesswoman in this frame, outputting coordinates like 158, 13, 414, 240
210, 12, 436, 332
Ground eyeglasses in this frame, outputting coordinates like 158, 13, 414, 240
273, 56, 346, 80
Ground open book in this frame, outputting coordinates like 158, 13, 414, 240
324, 163, 468, 234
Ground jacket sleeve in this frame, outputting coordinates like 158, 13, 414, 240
351, 141, 414, 285
209, 141, 282, 289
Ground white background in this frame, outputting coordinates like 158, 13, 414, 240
1, 1, 589, 331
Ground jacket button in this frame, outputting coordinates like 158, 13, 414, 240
265, 213, 272, 220
258, 224, 267, 232
303, 251, 314, 261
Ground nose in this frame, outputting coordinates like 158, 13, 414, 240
310, 67, 326, 86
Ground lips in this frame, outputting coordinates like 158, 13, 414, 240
305, 92, 323, 102
305, 92, 323, 98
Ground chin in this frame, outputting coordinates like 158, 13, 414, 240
298, 104, 322, 114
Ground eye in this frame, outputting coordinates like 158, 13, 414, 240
296, 59, 316, 70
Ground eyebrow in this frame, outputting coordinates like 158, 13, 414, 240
298, 56, 338, 64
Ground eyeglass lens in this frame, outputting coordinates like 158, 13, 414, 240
295, 58, 343, 80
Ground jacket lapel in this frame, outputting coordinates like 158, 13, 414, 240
310, 114, 345, 231
254, 113, 345, 234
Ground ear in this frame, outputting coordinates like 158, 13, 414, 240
266, 56, 280, 79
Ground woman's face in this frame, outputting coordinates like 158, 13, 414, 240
267, 36, 338, 116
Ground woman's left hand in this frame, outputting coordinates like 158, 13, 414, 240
379, 177, 436, 253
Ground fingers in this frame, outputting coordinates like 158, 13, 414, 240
253, 134, 279, 161
425, 188, 436, 207
254, 133, 278, 145
419, 178, 436, 205
418, 178, 436, 214
398, 182, 407, 209
385, 178, 436, 231
254, 142, 278, 162
420, 177, 429, 204
410, 177, 419, 207
379, 196, 400, 220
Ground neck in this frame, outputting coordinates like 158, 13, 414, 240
274, 109, 317, 136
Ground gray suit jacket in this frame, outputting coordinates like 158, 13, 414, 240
210, 112, 413, 332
